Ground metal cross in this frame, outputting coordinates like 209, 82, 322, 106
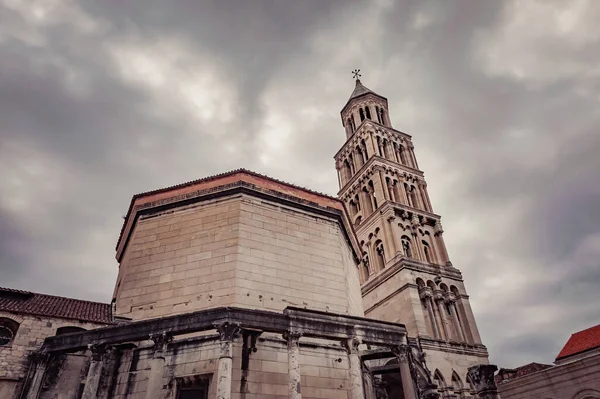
352, 69, 361, 80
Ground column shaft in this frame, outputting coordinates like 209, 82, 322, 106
82, 359, 103, 399
435, 299, 450, 341
395, 346, 418, 399
286, 332, 302, 399
26, 356, 48, 399
345, 338, 364, 399
216, 323, 241, 399
426, 298, 440, 339
450, 302, 466, 342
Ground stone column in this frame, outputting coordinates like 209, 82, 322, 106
446, 294, 466, 343
433, 291, 449, 341
384, 213, 398, 256
467, 365, 499, 399
393, 345, 417, 399
26, 353, 49, 399
343, 337, 364, 399
419, 288, 440, 339
408, 145, 419, 169
362, 364, 375, 399
146, 332, 172, 399
82, 345, 107, 399
433, 222, 450, 265
284, 331, 303, 399
216, 323, 241, 399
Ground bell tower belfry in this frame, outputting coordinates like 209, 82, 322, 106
335, 73, 489, 389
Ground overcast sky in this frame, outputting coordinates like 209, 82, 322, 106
1, 0, 599, 368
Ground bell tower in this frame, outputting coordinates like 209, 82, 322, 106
335, 72, 489, 393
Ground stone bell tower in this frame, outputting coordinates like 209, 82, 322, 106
335, 72, 490, 396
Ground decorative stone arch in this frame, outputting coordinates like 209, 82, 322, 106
0, 316, 20, 347
573, 389, 600, 399
0, 311, 24, 324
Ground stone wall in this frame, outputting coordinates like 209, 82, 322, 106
115, 193, 363, 320
498, 352, 600, 399
0, 311, 104, 399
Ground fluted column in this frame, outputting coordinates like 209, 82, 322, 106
284, 331, 303, 399
26, 353, 48, 399
146, 332, 172, 399
467, 365, 499, 399
420, 288, 440, 339
216, 323, 241, 399
344, 337, 364, 399
82, 345, 108, 399
393, 345, 417, 399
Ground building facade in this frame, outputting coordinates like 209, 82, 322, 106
334, 78, 489, 396
497, 324, 600, 399
0, 80, 500, 399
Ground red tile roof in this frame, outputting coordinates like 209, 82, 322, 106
495, 362, 552, 384
0, 287, 113, 324
556, 324, 600, 361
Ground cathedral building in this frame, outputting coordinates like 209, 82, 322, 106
0, 79, 498, 399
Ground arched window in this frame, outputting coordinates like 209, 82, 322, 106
410, 186, 419, 208
375, 240, 385, 271
368, 180, 378, 209
360, 139, 368, 160
376, 136, 384, 157
356, 146, 365, 167
376, 106, 382, 123
349, 200, 358, 217
433, 369, 446, 392
347, 118, 354, 134
362, 187, 373, 214
354, 194, 361, 211
451, 371, 465, 398
362, 255, 370, 281
56, 326, 86, 336
401, 236, 412, 258
0, 318, 19, 346
343, 160, 352, 183
423, 241, 433, 263
359, 108, 365, 121
399, 145, 407, 165
365, 106, 372, 120
348, 154, 355, 174
404, 183, 413, 207
380, 109, 386, 125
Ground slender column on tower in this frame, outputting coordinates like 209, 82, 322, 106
284, 331, 303, 399
447, 293, 466, 342
434, 222, 451, 265
216, 322, 241, 399
384, 212, 398, 256
82, 345, 108, 399
434, 290, 449, 341
420, 287, 440, 339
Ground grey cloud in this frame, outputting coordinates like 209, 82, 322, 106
1, 0, 599, 369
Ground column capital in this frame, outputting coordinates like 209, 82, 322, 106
392, 344, 411, 363
433, 290, 445, 302
87, 344, 109, 361
149, 331, 173, 352
282, 330, 303, 342
342, 336, 361, 355
29, 351, 50, 369
467, 364, 499, 396
215, 322, 242, 342
434, 221, 444, 235
419, 287, 433, 300
444, 292, 457, 304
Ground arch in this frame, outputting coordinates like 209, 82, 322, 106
359, 108, 365, 121
401, 235, 413, 258
380, 109, 387, 125
56, 326, 86, 336
375, 240, 385, 271
451, 371, 466, 398
399, 145, 408, 165
450, 285, 460, 295
416, 278, 426, 288
356, 146, 365, 167
354, 215, 363, 226
376, 106, 382, 123
422, 241, 433, 263
349, 200, 358, 217
433, 369, 446, 391
365, 106, 372, 120
368, 180, 378, 209
0, 317, 20, 346
572, 389, 600, 399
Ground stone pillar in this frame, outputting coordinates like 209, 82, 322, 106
26, 353, 49, 399
384, 213, 398, 256
215, 323, 241, 399
82, 345, 107, 399
446, 294, 466, 343
146, 332, 172, 399
408, 145, 419, 169
284, 331, 303, 399
362, 364, 375, 399
467, 365, 499, 399
394, 345, 418, 399
433, 222, 450, 265
434, 291, 449, 341
420, 288, 440, 339
343, 337, 364, 399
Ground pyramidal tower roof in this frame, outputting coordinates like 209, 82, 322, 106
342, 78, 387, 113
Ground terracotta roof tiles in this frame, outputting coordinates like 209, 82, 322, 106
556, 324, 600, 361
0, 287, 113, 324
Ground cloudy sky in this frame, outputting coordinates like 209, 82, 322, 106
1, 0, 599, 368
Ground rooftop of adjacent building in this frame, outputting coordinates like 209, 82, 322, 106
496, 323, 600, 384
0, 286, 113, 324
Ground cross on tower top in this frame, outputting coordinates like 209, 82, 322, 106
352, 69, 361, 81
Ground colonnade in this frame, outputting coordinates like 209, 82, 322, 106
418, 284, 470, 344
